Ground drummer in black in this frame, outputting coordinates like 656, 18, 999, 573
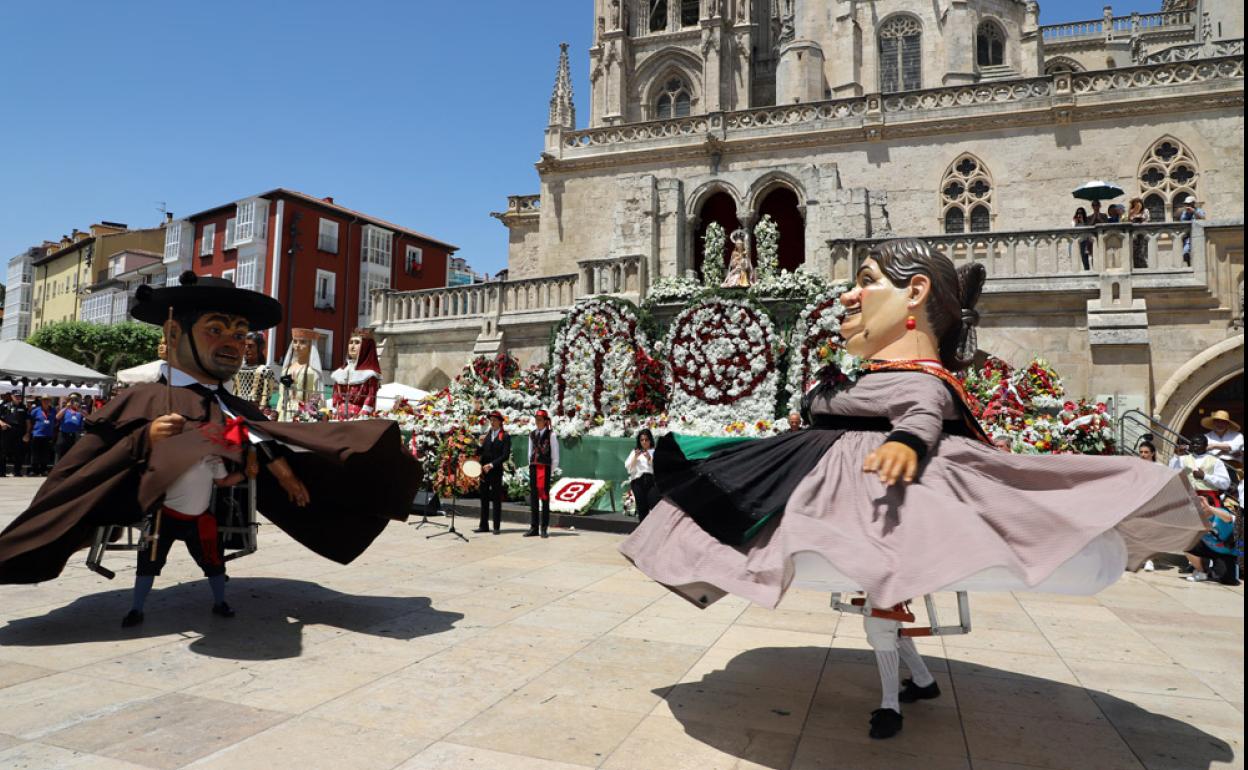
475, 410, 510, 535
0, 391, 31, 477
526, 409, 560, 538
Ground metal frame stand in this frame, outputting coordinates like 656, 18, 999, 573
427, 493, 468, 542
831, 591, 973, 637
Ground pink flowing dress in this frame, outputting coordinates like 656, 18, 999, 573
620, 369, 1204, 608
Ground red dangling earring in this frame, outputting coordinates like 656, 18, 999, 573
906, 315, 917, 330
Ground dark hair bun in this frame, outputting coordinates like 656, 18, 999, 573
179, 270, 199, 286
134, 284, 154, 303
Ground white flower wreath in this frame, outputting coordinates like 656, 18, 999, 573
663, 296, 781, 434
785, 282, 859, 413
548, 298, 648, 419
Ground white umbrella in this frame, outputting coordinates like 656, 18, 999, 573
1072, 180, 1125, 201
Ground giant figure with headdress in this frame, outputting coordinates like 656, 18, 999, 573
0, 272, 421, 626
330, 327, 381, 420
277, 327, 324, 421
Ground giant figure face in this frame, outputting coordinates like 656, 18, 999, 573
167, 312, 250, 382
291, 338, 311, 366
347, 335, 362, 363
838, 258, 923, 360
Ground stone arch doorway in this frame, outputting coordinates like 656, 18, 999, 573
1179, 373, 1243, 439
1154, 335, 1245, 434
756, 186, 805, 272
694, 191, 742, 279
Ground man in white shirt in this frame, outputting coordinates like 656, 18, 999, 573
1202, 410, 1243, 465
1169, 436, 1232, 495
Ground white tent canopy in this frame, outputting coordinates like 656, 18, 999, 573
0, 340, 110, 386
0, 380, 101, 398
115, 360, 165, 385
377, 382, 429, 411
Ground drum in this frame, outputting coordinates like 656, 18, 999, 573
461, 459, 483, 479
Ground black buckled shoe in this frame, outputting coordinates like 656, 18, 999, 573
523, 529, 539, 537
211, 602, 236, 618
540, 530, 549, 539
472, 527, 490, 534
899, 678, 941, 703
869, 708, 903, 739
121, 610, 144, 628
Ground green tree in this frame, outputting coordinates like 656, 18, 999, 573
28, 321, 162, 375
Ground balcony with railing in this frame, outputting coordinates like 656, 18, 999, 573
827, 222, 1202, 294
1040, 8, 1194, 43
551, 55, 1242, 163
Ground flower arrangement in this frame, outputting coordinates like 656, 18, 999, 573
663, 296, 782, 435
754, 215, 779, 282
701, 221, 726, 287
549, 478, 611, 514
751, 266, 829, 301
549, 298, 651, 419
784, 283, 858, 412
646, 274, 703, 306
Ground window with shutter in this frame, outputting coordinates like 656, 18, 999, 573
225, 218, 236, 249
201, 224, 216, 256
318, 219, 340, 253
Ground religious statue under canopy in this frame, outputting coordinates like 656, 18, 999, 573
232, 331, 278, 412
331, 328, 381, 420
277, 328, 323, 421
721, 228, 755, 288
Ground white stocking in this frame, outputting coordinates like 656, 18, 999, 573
864, 608, 901, 712
898, 636, 935, 687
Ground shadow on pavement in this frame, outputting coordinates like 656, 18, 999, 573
0, 577, 463, 661
657, 646, 1235, 770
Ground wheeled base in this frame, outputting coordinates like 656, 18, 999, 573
830, 591, 973, 637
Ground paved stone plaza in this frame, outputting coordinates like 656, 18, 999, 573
0, 478, 1241, 770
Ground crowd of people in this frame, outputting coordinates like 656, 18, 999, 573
1072, 195, 1205, 270
0, 390, 100, 477
1137, 409, 1243, 586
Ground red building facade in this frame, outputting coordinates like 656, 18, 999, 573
164, 188, 458, 367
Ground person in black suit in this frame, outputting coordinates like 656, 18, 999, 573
475, 411, 511, 534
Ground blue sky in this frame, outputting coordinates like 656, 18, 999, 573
0, 0, 1159, 276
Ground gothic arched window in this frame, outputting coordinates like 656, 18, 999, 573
655, 76, 692, 119
976, 20, 1006, 67
941, 154, 993, 233
649, 0, 668, 33
1138, 137, 1198, 221
879, 15, 922, 93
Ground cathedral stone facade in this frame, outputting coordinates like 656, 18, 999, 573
378, 0, 1244, 436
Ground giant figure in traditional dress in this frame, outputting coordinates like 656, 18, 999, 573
331, 328, 381, 420
622, 238, 1204, 740
0, 272, 422, 627
277, 328, 323, 421
232, 331, 278, 411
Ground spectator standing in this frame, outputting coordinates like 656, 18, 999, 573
28, 396, 56, 476
1128, 197, 1151, 268
1088, 200, 1110, 225
55, 396, 85, 462
1106, 203, 1124, 223
1137, 441, 1157, 463
526, 409, 560, 538
474, 411, 511, 535
1201, 410, 1243, 465
625, 429, 657, 522
0, 391, 31, 477
787, 412, 803, 431
1178, 195, 1206, 265
1073, 207, 1095, 270
992, 435, 1013, 453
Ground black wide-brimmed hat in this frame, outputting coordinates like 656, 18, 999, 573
132, 271, 283, 330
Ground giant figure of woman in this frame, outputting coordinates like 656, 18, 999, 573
621, 238, 1203, 740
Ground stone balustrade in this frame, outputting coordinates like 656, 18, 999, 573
577, 255, 647, 296
1145, 38, 1245, 64
828, 222, 1197, 293
504, 194, 541, 215
553, 55, 1242, 159
1041, 8, 1193, 42
374, 273, 580, 329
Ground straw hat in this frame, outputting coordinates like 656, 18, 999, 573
1200, 410, 1239, 432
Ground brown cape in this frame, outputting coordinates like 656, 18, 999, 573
0, 382, 421, 584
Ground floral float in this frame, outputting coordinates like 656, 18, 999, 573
548, 298, 658, 420
785, 283, 857, 413
663, 296, 781, 435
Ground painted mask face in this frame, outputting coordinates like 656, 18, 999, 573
243, 338, 260, 365
292, 338, 311, 366
838, 258, 913, 360
348, 336, 362, 362
175, 313, 250, 381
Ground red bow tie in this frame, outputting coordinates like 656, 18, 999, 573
222, 416, 250, 449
